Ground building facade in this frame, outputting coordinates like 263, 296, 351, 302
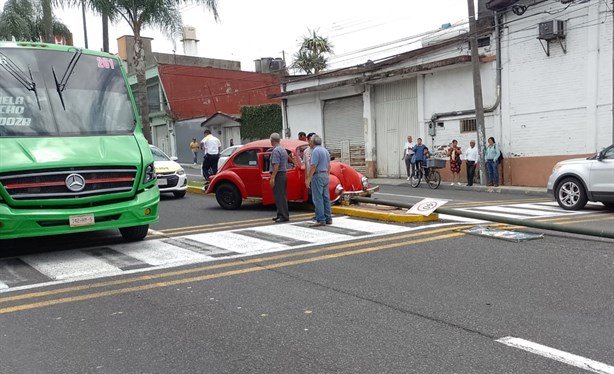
279, 0, 613, 187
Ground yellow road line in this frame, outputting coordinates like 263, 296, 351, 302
550, 216, 614, 226
158, 213, 314, 234
534, 214, 607, 223
0, 233, 464, 314
0, 225, 474, 304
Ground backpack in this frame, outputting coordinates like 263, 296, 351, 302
497, 145, 504, 163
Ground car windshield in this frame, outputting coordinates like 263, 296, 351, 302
0, 47, 135, 137
150, 147, 170, 162
220, 146, 239, 157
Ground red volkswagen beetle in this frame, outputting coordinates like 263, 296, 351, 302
205, 139, 378, 210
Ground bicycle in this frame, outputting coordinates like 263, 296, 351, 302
410, 159, 442, 189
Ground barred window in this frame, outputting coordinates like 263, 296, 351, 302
460, 118, 477, 133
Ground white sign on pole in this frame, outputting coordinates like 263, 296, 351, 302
407, 198, 448, 216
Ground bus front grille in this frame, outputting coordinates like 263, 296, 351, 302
0, 166, 138, 201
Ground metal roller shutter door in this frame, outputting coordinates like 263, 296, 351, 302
375, 78, 418, 177
323, 95, 365, 174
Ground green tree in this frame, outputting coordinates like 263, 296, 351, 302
291, 29, 334, 75
75, 0, 220, 144
0, 0, 70, 42
240, 104, 282, 141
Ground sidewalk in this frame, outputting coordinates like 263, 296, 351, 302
369, 177, 549, 197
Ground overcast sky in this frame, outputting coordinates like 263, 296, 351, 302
1, 0, 471, 71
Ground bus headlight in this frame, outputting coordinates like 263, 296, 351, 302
143, 162, 156, 184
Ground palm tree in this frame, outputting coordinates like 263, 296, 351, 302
0, 0, 70, 43
291, 29, 334, 75
77, 0, 220, 144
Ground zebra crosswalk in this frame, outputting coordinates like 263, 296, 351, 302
441, 201, 606, 223
0, 217, 427, 292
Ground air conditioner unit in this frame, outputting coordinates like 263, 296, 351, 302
538, 20, 565, 41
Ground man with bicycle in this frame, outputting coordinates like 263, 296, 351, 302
412, 138, 427, 173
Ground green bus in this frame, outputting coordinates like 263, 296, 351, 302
0, 42, 159, 241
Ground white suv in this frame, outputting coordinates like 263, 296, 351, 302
547, 144, 614, 210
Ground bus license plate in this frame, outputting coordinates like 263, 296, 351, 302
157, 178, 167, 186
69, 214, 95, 227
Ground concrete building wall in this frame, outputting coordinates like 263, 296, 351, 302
501, 0, 612, 186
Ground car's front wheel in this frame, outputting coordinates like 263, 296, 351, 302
119, 225, 149, 241
555, 177, 587, 210
215, 183, 242, 210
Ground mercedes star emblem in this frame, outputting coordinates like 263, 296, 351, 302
65, 173, 86, 192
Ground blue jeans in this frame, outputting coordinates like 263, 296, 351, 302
311, 173, 331, 224
193, 152, 198, 164
487, 160, 499, 185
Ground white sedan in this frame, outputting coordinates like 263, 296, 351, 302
150, 145, 188, 198
218, 145, 241, 171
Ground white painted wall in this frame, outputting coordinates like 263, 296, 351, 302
503, 0, 613, 156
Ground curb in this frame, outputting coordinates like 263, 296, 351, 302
331, 205, 438, 223
187, 187, 438, 223
187, 186, 206, 195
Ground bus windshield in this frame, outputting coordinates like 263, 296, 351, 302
0, 47, 135, 137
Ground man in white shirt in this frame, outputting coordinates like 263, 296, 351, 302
200, 129, 221, 183
402, 135, 415, 180
465, 140, 479, 186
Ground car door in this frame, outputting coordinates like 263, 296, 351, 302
258, 150, 304, 205
589, 145, 614, 201
231, 148, 262, 197
258, 152, 275, 205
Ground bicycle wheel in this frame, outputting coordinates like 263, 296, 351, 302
428, 170, 441, 189
410, 170, 422, 188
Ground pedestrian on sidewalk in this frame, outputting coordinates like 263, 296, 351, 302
298, 132, 307, 141
200, 129, 221, 184
402, 135, 415, 180
270, 133, 289, 223
485, 136, 501, 187
306, 134, 332, 227
189, 138, 199, 165
448, 140, 462, 186
464, 140, 479, 186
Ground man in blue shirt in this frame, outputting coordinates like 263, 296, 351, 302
412, 138, 427, 175
305, 134, 332, 227
269, 133, 289, 222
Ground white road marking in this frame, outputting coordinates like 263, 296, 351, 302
496, 336, 614, 374
456, 208, 524, 219
0, 219, 460, 293
469, 205, 571, 217
21, 252, 123, 281
112, 241, 210, 266
437, 214, 486, 223
0, 281, 8, 290
184, 231, 290, 255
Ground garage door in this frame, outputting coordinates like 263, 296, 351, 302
323, 95, 365, 174
375, 78, 418, 178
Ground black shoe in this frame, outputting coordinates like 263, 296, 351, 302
466, 184, 472, 186
272, 216, 280, 221
274, 218, 289, 223
325, 219, 333, 225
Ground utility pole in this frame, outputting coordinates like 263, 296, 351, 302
467, 0, 487, 184
81, 0, 89, 49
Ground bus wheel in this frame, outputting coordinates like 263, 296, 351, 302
120, 224, 149, 241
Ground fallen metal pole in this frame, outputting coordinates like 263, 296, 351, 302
350, 196, 614, 240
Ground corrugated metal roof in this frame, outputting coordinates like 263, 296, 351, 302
158, 64, 281, 120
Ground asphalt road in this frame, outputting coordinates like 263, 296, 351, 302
1, 186, 613, 373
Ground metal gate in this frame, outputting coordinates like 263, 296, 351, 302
374, 78, 419, 177
323, 95, 365, 174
